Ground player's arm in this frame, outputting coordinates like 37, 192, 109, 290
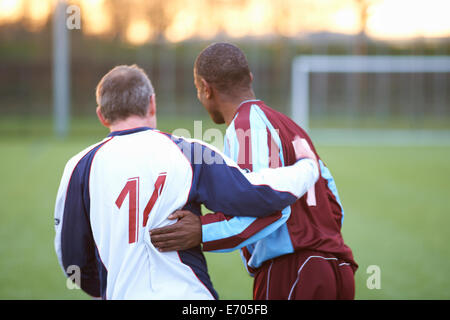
171, 135, 319, 218
151, 208, 287, 252
54, 154, 102, 298
200, 209, 289, 252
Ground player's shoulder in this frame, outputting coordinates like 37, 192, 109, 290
230, 100, 265, 134
233, 100, 285, 127
64, 138, 110, 172
254, 101, 310, 137
171, 135, 238, 167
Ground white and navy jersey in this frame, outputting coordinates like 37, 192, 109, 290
54, 127, 318, 300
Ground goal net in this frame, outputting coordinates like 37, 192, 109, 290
291, 55, 450, 137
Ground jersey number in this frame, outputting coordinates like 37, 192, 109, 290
115, 173, 167, 244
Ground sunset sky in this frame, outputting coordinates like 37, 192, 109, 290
0, 0, 449, 45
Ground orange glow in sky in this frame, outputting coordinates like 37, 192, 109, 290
126, 20, 153, 45
367, 0, 450, 39
0, 0, 449, 44
0, 0, 24, 24
78, 0, 112, 36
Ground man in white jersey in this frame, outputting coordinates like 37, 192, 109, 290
54, 65, 319, 300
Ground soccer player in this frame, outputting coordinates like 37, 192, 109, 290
53, 64, 320, 299
150, 43, 358, 299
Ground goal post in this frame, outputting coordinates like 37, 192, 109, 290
53, 0, 70, 138
291, 55, 450, 132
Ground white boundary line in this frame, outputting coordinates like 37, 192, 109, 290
310, 128, 450, 146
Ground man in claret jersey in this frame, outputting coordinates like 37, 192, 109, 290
53, 64, 319, 299
150, 43, 358, 300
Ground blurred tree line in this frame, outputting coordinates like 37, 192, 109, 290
0, 16, 449, 127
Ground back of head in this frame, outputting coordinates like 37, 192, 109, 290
96, 65, 154, 124
194, 42, 252, 96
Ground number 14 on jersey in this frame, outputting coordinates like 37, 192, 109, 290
115, 173, 167, 244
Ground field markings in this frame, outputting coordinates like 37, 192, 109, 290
311, 129, 450, 146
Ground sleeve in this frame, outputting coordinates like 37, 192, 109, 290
54, 152, 102, 298
200, 209, 289, 252
181, 137, 319, 218
198, 109, 292, 252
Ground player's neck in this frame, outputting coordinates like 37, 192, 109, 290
222, 91, 257, 126
109, 115, 156, 133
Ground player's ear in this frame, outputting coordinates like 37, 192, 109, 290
96, 106, 110, 128
201, 78, 212, 99
147, 94, 157, 128
249, 72, 254, 83
148, 94, 156, 116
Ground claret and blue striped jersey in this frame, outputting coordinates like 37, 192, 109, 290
54, 126, 319, 299
200, 100, 357, 274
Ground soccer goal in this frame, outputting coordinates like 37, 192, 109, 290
291, 55, 450, 134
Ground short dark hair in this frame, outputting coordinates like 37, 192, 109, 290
96, 65, 154, 123
194, 42, 252, 94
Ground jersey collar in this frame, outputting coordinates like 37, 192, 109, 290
229, 99, 262, 125
108, 126, 154, 137
237, 99, 261, 111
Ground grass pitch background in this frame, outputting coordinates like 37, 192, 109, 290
1, 115, 449, 299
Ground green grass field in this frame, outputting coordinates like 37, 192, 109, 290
1, 116, 449, 299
